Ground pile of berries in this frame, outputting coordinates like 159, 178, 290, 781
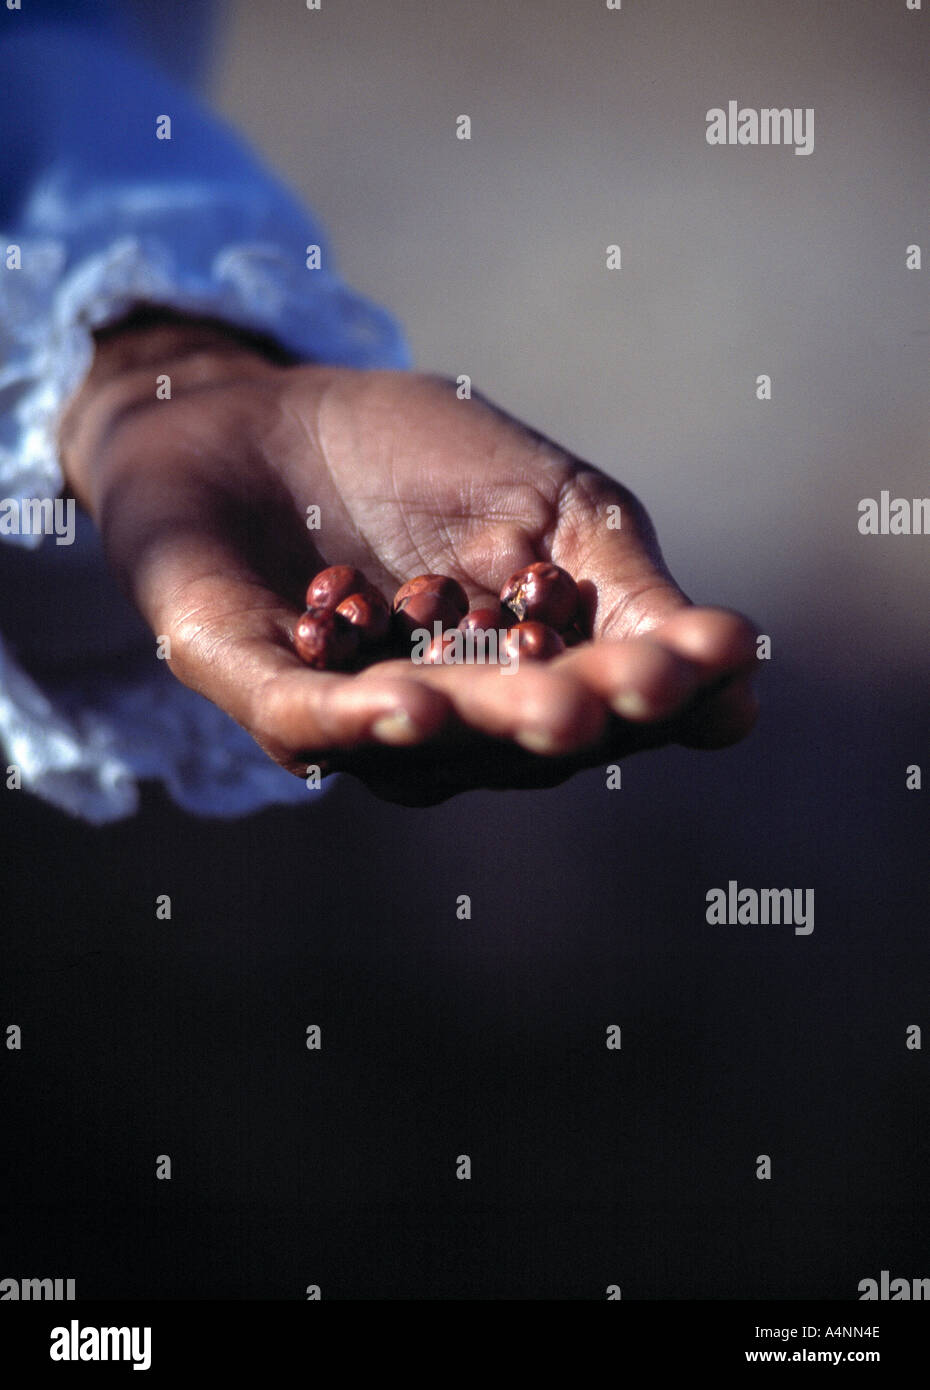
294, 562, 584, 671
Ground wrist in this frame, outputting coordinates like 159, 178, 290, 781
86, 305, 298, 381
58, 305, 293, 508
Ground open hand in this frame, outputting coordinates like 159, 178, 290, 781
60, 312, 759, 805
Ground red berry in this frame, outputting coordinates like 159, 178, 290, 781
393, 573, 468, 619
393, 591, 463, 641
336, 589, 391, 644
306, 565, 369, 610
458, 606, 510, 632
502, 621, 565, 662
294, 607, 360, 670
500, 562, 579, 629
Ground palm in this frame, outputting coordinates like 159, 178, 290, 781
298, 371, 674, 639
79, 362, 759, 803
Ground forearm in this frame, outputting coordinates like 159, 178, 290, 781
0, 8, 404, 824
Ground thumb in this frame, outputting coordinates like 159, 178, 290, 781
546, 467, 691, 639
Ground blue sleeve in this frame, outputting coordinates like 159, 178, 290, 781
11, 0, 219, 90
0, 5, 406, 821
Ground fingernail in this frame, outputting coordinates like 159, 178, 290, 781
515, 728, 562, 756
372, 710, 422, 745
611, 690, 653, 721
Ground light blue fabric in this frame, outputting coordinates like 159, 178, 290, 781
0, 1, 411, 821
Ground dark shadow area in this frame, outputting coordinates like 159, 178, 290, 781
1, 655, 926, 1298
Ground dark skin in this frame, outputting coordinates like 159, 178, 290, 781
59, 309, 760, 806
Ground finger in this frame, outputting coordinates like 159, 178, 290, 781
542, 467, 692, 638
560, 636, 706, 722
647, 606, 760, 676
259, 664, 453, 755
554, 605, 759, 726
374, 658, 609, 756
